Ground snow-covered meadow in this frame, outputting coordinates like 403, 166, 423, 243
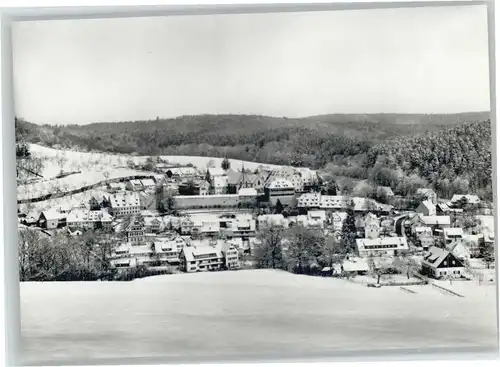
20, 270, 497, 365
19, 144, 284, 201
18, 188, 111, 213
29, 143, 282, 177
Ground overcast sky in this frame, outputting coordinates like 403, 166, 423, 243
12, 5, 490, 125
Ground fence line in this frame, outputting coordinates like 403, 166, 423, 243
432, 283, 465, 297
400, 286, 417, 294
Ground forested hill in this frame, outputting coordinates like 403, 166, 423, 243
16, 112, 488, 163
366, 119, 492, 199
16, 113, 492, 199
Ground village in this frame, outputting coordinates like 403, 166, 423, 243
16, 153, 496, 289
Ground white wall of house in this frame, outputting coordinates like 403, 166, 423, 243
431, 267, 464, 279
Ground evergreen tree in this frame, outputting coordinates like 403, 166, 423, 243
221, 156, 231, 171
275, 199, 284, 214
341, 208, 357, 253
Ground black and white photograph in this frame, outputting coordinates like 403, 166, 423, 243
12, 2, 497, 365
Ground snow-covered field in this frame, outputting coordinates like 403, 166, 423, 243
19, 144, 284, 201
29, 143, 282, 176
20, 270, 498, 365
17, 169, 145, 201
18, 188, 110, 213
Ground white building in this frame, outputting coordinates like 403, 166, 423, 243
66, 209, 112, 230
420, 215, 451, 228
109, 192, 141, 218
267, 166, 312, 192
144, 217, 163, 233
37, 209, 66, 230
213, 175, 229, 195
123, 216, 145, 244
264, 178, 296, 206
208, 167, 227, 177
421, 246, 465, 279
297, 193, 350, 210
307, 210, 327, 228
330, 212, 347, 232
179, 240, 240, 272
416, 200, 436, 216
356, 237, 408, 257
153, 236, 186, 264
140, 179, 156, 189
451, 194, 481, 205
442, 227, 464, 246
232, 213, 257, 237
364, 213, 380, 239
258, 214, 289, 228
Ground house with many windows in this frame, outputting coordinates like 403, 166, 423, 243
356, 237, 408, 257
421, 246, 465, 279
37, 209, 67, 230
179, 240, 240, 272
264, 179, 296, 206
152, 235, 186, 265
108, 192, 141, 218
110, 243, 155, 268
123, 215, 146, 244
66, 209, 113, 230
330, 212, 347, 232
442, 227, 464, 246
363, 213, 380, 239
267, 167, 305, 192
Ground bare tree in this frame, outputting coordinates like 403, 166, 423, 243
255, 225, 286, 269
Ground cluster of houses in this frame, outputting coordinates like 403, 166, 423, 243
18, 159, 495, 281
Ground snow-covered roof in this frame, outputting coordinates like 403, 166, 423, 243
265, 178, 294, 189
129, 179, 143, 187
109, 192, 140, 208
153, 236, 186, 253
422, 246, 463, 269
235, 213, 255, 228
201, 221, 220, 233
420, 215, 451, 226
182, 244, 224, 262
144, 216, 162, 226
67, 209, 112, 223
238, 187, 258, 196
208, 167, 226, 177
213, 175, 228, 188
140, 179, 156, 187
451, 194, 481, 203
40, 209, 66, 221
258, 214, 287, 227
443, 227, 464, 237
420, 200, 435, 211
351, 197, 392, 212
342, 258, 370, 272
